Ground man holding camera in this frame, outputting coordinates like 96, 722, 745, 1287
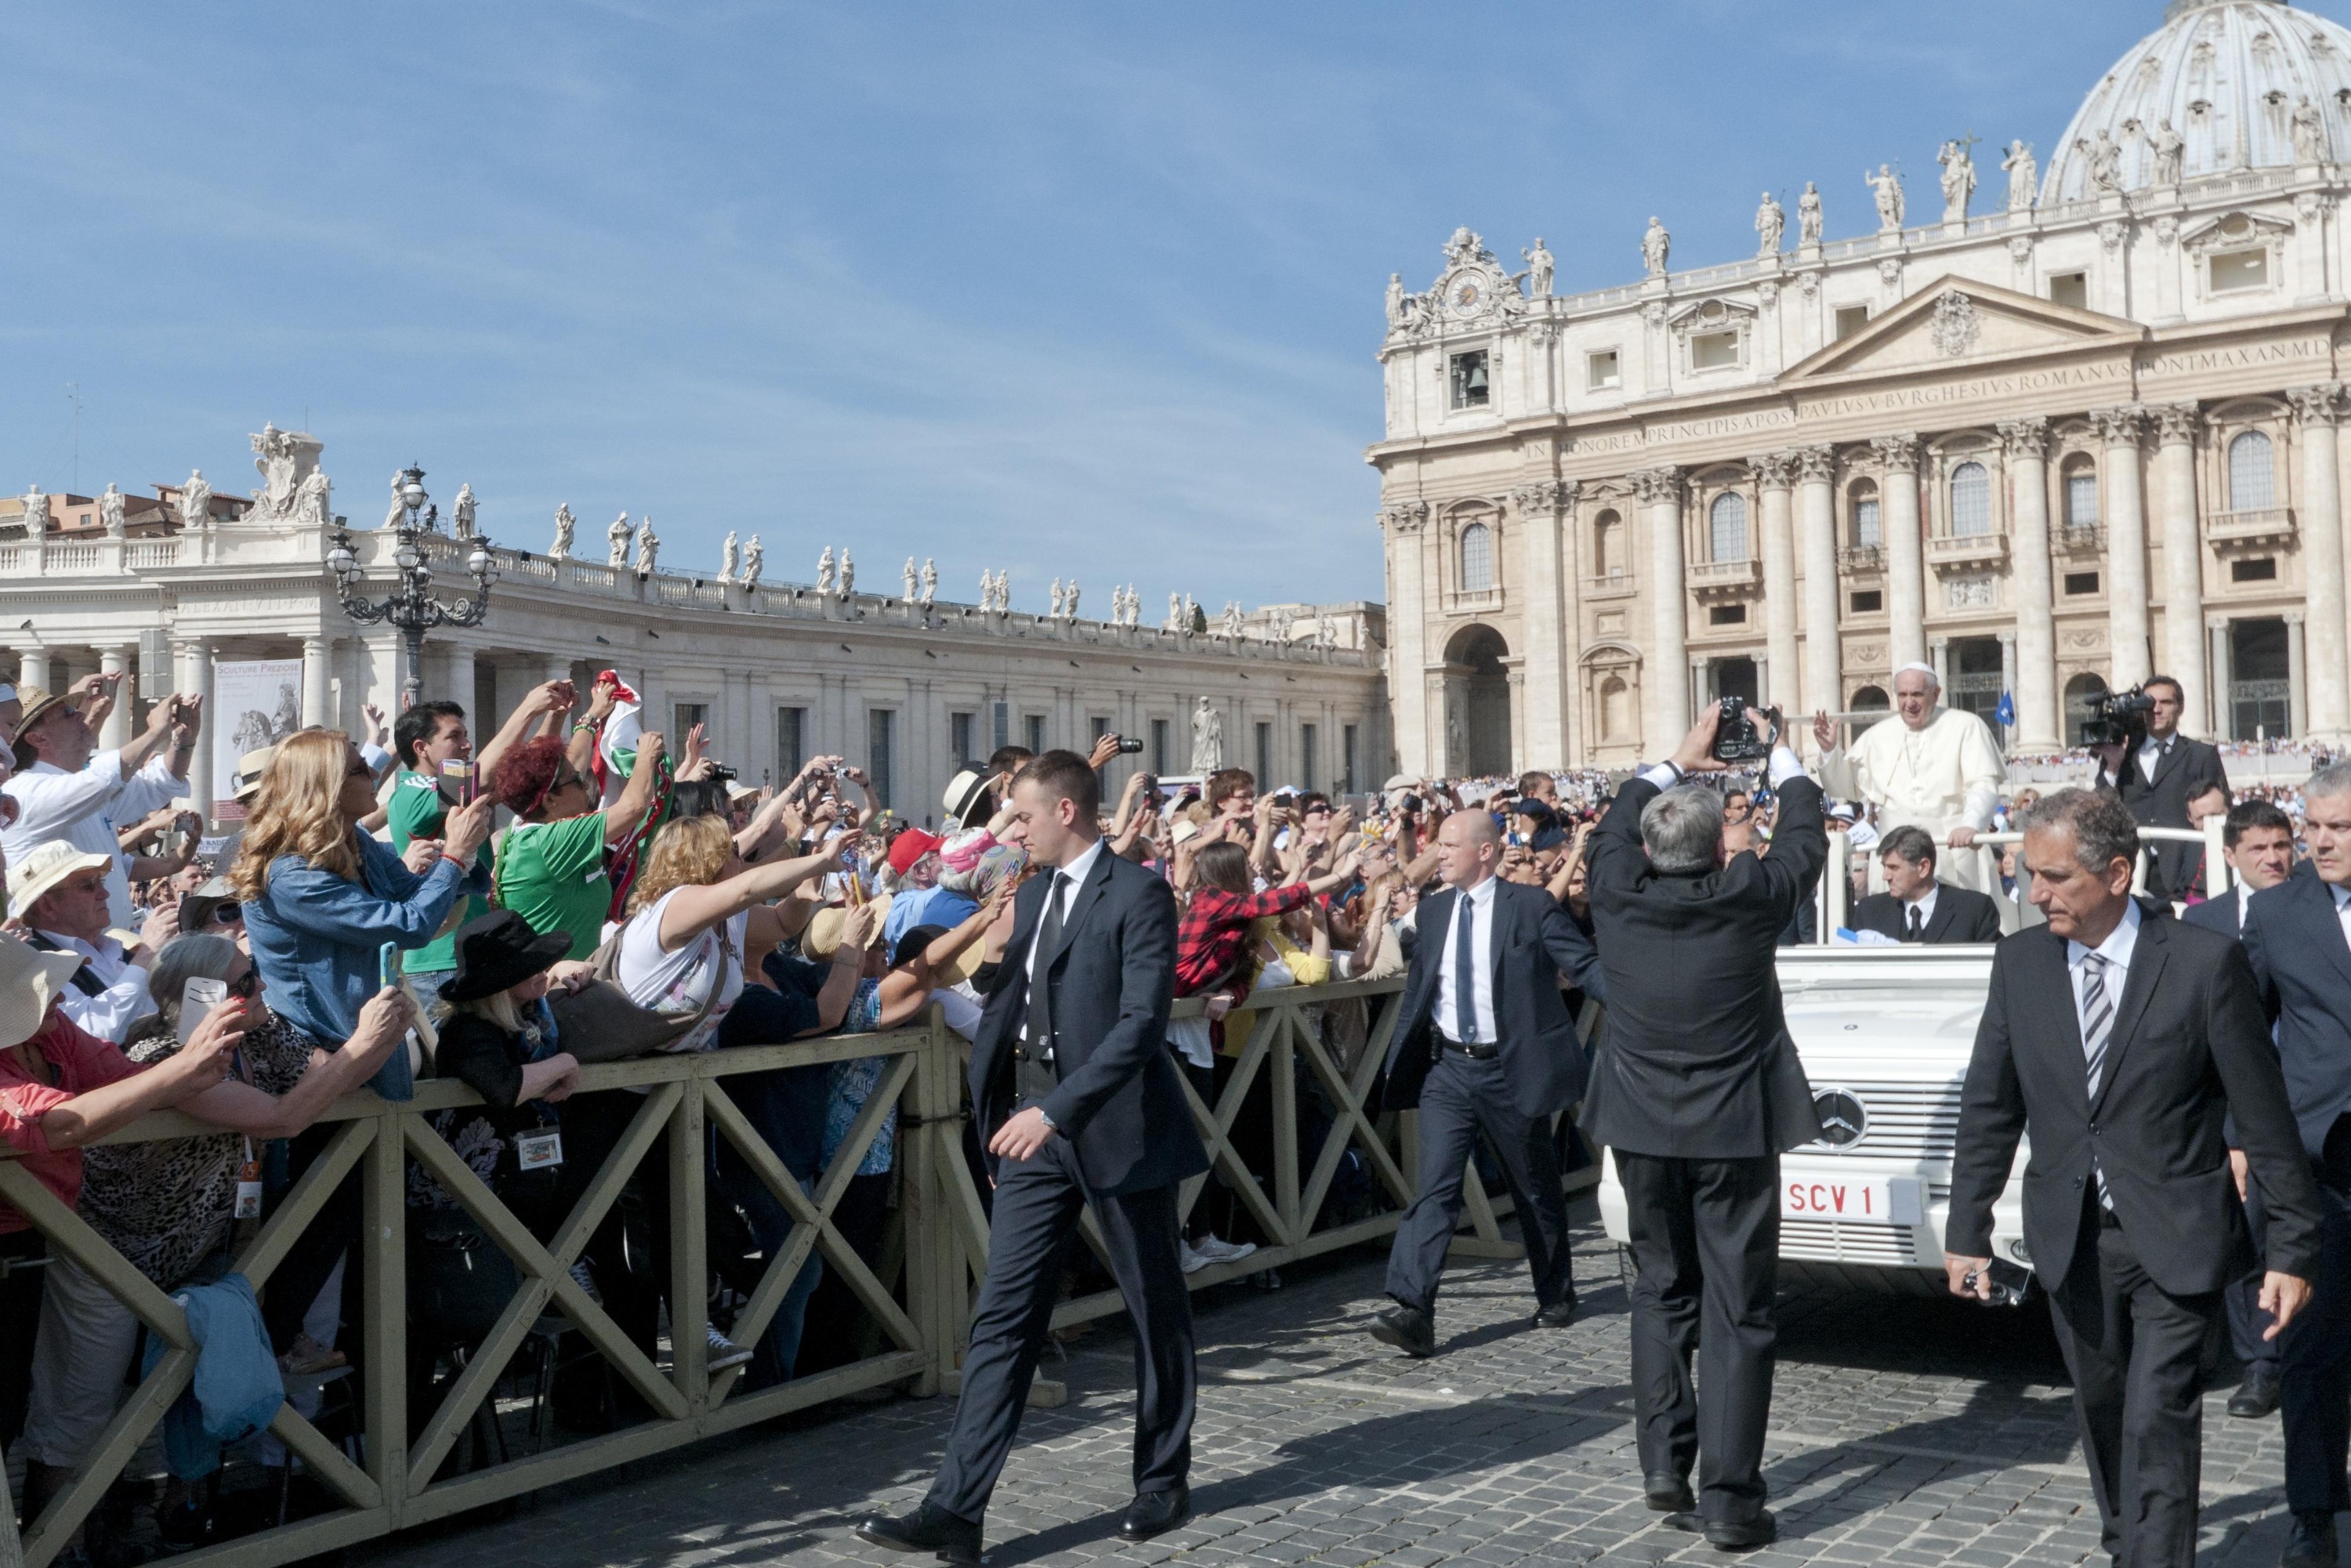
1581, 704, 1825, 1549
1815, 664, 2007, 896
2092, 675, 2227, 904
1849, 825, 2004, 943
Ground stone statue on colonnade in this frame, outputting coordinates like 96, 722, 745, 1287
838, 549, 855, 598
1816, 663, 2009, 895
451, 483, 477, 538
2001, 140, 2038, 211
1754, 194, 1783, 256
2150, 120, 2184, 188
1866, 163, 1904, 230
607, 512, 630, 569
1937, 137, 1976, 223
634, 514, 658, 575
1640, 215, 1670, 276
903, 556, 918, 603
549, 503, 574, 560
740, 534, 763, 589
21, 486, 47, 536
1521, 237, 1554, 295
179, 470, 211, 532
817, 546, 834, 594
100, 483, 125, 539
919, 558, 936, 607
720, 531, 739, 582
1798, 181, 1824, 245
1190, 694, 1223, 772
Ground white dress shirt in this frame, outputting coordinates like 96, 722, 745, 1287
1899, 883, 1940, 939
33, 929, 157, 1044
2, 750, 190, 928
1020, 835, 1106, 1050
1435, 873, 1500, 1045
2066, 898, 2143, 1037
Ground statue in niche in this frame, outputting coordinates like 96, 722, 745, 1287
451, 483, 477, 538
1640, 215, 1670, 276
740, 534, 763, 589
1865, 163, 1905, 229
816, 546, 835, 595
1936, 138, 1976, 223
1798, 181, 1824, 245
1754, 193, 1784, 256
607, 512, 631, 569
2293, 96, 2330, 164
100, 483, 125, 539
2150, 120, 2184, 187
2001, 140, 2038, 211
1189, 694, 1223, 773
179, 470, 211, 532
633, 514, 659, 575
550, 502, 575, 560
719, 531, 739, 582
919, 557, 936, 607
1521, 237, 1554, 295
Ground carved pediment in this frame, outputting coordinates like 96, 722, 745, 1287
2179, 209, 2292, 256
1781, 278, 2143, 382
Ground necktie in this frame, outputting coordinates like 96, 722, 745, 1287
1028, 873, 1069, 1054
2080, 953, 2114, 1208
1454, 892, 1478, 1044
1906, 905, 1924, 943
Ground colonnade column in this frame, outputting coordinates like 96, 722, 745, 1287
1871, 434, 1926, 667
1793, 446, 1842, 732
1512, 480, 1574, 768
1379, 502, 1432, 775
444, 643, 478, 720
1998, 631, 2018, 747
2210, 620, 2233, 741
176, 637, 215, 820
301, 637, 332, 730
1998, 418, 2061, 751
2288, 384, 2349, 738
2288, 612, 2309, 738
99, 645, 133, 748
2094, 404, 2154, 690
1632, 466, 1687, 743
1754, 454, 1799, 712
2151, 403, 2208, 733
13, 646, 50, 696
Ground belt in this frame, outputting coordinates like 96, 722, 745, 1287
1439, 1036, 1499, 1061
1012, 1041, 1058, 1101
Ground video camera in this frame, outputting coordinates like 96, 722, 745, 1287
1710, 696, 1780, 764
2078, 685, 2157, 749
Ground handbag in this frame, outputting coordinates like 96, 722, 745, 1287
547, 918, 736, 1064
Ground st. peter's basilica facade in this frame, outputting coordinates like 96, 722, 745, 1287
1376, 0, 2351, 774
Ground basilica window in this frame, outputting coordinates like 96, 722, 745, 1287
2062, 455, 2099, 530
1587, 349, 1621, 390
1458, 521, 1494, 592
2049, 271, 2088, 310
2209, 249, 2269, 293
2233, 557, 2278, 583
1708, 493, 1748, 562
1592, 510, 1625, 581
1848, 480, 1881, 548
1449, 350, 1490, 410
1833, 306, 1871, 342
1948, 462, 1992, 536
2227, 430, 2276, 509
1690, 330, 1740, 371
1599, 675, 1632, 741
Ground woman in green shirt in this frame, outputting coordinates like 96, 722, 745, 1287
489, 731, 668, 958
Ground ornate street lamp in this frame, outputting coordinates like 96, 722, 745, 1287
324, 463, 497, 708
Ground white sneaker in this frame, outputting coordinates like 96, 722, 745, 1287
705, 1324, 754, 1371
1193, 1235, 1259, 1266
1178, 1240, 1211, 1275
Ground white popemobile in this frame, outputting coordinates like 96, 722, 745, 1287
1597, 818, 2228, 1293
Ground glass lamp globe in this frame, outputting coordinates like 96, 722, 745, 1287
326, 541, 355, 575
393, 540, 420, 571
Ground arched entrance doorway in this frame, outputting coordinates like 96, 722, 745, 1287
1443, 625, 1512, 777
2064, 673, 2109, 748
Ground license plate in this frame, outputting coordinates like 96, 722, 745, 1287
1781, 1177, 1910, 1223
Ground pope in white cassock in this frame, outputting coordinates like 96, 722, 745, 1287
1813, 664, 2008, 896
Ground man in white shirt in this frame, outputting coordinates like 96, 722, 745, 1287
1849, 824, 2005, 943
2183, 800, 2296, 939
4, 675, 201, 928
9, 840, 176, 1043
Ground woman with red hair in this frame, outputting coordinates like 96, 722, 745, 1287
491, 730, 668, 959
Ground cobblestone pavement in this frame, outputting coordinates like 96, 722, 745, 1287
355, 1208, 2308, 1568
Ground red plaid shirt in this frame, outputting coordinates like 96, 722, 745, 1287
1175, 882, 1313, 998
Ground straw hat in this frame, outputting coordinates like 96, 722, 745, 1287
8, 838, 114, 923
802, 895, 893, 961
0, 930, 88, 1050
234, 746, 277, 802
9, 685, 72, 742
942, 770, 994, 829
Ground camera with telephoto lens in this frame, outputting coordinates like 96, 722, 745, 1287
705, 762, 738, 784
2079, 686, 2157, 748
1116, 736, 1145, 754
1710, 696, 1779, 763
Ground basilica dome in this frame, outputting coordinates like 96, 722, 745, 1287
2041, 0, 2351, 204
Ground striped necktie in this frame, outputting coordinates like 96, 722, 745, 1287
2080, 953, 2114, 1208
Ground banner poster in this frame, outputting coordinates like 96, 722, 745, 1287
211, 658, 305, 820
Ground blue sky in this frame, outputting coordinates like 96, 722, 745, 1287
0, 2, 2222, 612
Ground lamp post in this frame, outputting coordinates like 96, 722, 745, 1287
324, 463, 497, 708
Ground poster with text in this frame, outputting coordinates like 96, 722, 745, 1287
212, 659, 304, 820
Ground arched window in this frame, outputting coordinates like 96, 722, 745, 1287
1592, 510, 1623, 580
1850, 685, 1890, 714
2063, 455, 2099, 530
1458, 521, 1493, 592
1709, 492, 1748, 562
1599, 675, 1631, 741
1948, 461, 1991, 536
2065, 672, 2110, 748
1848, 480, 1881, 549
2228, 429, 2276, 510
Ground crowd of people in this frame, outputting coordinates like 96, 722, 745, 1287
6, 656, 2351, 1564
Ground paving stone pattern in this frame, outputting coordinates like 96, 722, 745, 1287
354, 1211, 2308, 1568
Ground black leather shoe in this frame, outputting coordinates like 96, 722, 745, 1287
1704, 1512, 1776, 1551
1367, 1304, 1436, 1357
1534, 1295, 1579, 1329
854, 1502, 983, 1565
2282, 1511, 2338, 1568
1117, 1484, 1191, 1541
1643, 1472, 1696, 1512
2230, 1364, 2283, 1419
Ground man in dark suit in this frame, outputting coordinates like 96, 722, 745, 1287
1581, 708, 1826, 1551
857, 751, 1207, 1565
1947, 787, 2320, 1568
2095, 674, 2229, 903
1849, 824, 2005, 943
2240, 766, 2351, 1568
2179, 797, 2300, 1423
1368, 806, 1605, 1356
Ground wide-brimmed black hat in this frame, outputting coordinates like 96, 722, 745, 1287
440, 911, 574, 1003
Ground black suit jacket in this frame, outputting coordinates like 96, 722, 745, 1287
1579, 773, 1829, 1159
1946, 908, 2322, 1295
1379, 878, 1606, 1119
969, 847, 1209, 1196
2108, 734, 2229, 900
2179, 891, 2244, 939
1849, 886, 2005, 944
2242, 864, 2351, 1161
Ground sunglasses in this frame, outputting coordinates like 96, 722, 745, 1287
209, 901, 244, 925
226, 969, 261, 1000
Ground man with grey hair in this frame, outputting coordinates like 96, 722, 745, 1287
1581, 704, 1826, 1549
1815, 663, 2007, 896
1948, 786, 2320, 1568
2239, 761, 2351, 1567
